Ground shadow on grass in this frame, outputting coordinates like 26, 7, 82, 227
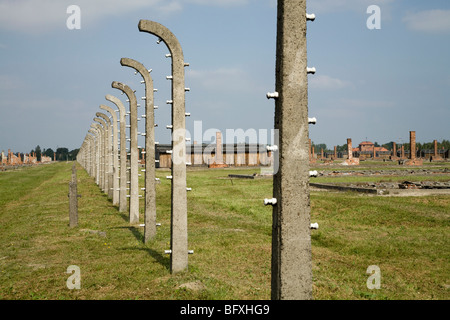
116, 246, 170, 271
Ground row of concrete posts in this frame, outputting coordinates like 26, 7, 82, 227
76, 20, 190, 274
76, 0, 317, 300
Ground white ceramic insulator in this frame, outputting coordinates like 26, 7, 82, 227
266, 145, 278, 152
307, 67, 316, 74
308, 117, 317, 124
309, 170, 318, 177
164, 250, 172, 254
188, 250, 194, 254
166, 75, 173, 80
141, 97, 146, 100
166, 175, 173, 179
310, 222, 319, 229
186, 188, 192, 191
264, 198, 277, 206
185, 112, 191, 117
165, 54, 171, 58
166, 125, 173, 129
166, 150, 172, 154
166, 100, 173, 104
186, 137, 191, 142
185, 88, 190, 91
266, 92, 279, 99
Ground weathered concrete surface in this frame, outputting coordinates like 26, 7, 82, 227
112, 82, 139, 224
271, 0, 312, 300
100, 104, 119, 205
69, 164, 78, 228
139, 20, 188, 274
94, 117, 108, 193
96, 112, 112, 199
106, 94, 128, 213
121, 57, 157, 243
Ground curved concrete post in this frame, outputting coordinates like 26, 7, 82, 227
139, 20, 188, 273
100, 104, 119, 205
93, 119, 107, 192
97, 112, 113, 199
88, 129, 97, 178
112, 81, 139, 225
85, 133, 95, 176
106, 94, 128, 213
121, 57, 157, 243
90, 124, 103, 186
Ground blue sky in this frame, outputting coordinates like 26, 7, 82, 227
0, 0, 449, 153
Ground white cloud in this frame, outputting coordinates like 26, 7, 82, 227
0, 0, 175, 34
308, 0, 394, 14
186, 0, 249, 6
187, 67, 249, 92
403, 10, 450, 34
0, 0, 253, 34
309, 75, 353, 90
340, 98, 396, 109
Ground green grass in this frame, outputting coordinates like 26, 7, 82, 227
0, 162, 449, 299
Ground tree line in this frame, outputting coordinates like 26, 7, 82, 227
28, 146, 80, 162
311, 139, 450, 153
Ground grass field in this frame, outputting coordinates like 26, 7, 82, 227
0, 162, 448, 300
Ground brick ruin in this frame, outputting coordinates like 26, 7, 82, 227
0, 149, 53, 169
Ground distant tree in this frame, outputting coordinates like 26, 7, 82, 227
56, 147, 69, 161
43, 148, 54, 158
34, 145, 42, 162
69, 148, 79, 160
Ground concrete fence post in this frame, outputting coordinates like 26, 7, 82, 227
100, 104, 119, 205
106, 94, 128, 213
94, 117, 108, 193
121, 57, 157, 243
139, 19, 189, 274
96, 112, 113, 199
112, 81, 139, 224
69, 163, 79, 228
268, 0, 314, 300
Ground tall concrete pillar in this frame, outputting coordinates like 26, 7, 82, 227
97, 112, 113, 198
139, 20, 189, 274
112, 82, 139, 224
106, 95, 128, 213
334, 146, 337, 159
100, 104, 119, 205
393, 142, 397, 158
94, 117, 108, 193
121, 58, 157, 243
434, 140, 438, 157
269, 0, 314, 300
90, 125, 103, 186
